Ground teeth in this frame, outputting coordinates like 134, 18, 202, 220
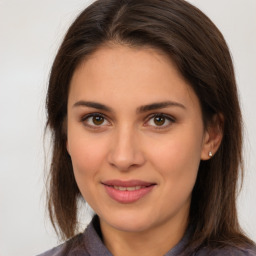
127, 187, 136, 191
113, 186, 145, 191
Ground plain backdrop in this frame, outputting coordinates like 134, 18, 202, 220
0, 0, 255, 255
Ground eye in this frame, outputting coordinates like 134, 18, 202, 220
146, 114, 175, 128
81, 113, 110, 128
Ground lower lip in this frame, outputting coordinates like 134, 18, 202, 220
104, 185, 155, 204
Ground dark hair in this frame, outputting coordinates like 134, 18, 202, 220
46, 0, 254, 251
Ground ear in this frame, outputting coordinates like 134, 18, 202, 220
201, 114, 224, 160
62, 116, 70, 154
66, 140, 70, 154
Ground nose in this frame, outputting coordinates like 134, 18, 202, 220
107, 126, 146, 171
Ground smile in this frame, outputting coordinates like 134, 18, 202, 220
102, 180, 156, 204
113, 185, 147, 191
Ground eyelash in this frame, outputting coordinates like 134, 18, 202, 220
80, 113, 175, 130
145, 113, 175, 129
81, 113, 110, 129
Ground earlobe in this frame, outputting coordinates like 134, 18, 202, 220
201, 114, 224, 160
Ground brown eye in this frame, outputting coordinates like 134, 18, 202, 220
82, 113, 110, 128
146, 114, 175, 129
154, 116, 165, 126
92, 116, 104, 125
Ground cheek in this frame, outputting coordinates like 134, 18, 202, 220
67, 134, 110, 208
147, 128, 203, 190
68, 133, 108, 180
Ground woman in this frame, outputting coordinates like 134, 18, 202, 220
39, 0, 256, 255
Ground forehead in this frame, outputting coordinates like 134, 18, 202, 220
73, 44, 176, 81
68, 45, 200, 112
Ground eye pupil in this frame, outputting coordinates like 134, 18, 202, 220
154, 116, 165, 126
93, 116, 104, 125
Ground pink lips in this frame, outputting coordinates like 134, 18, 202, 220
102, 180, 156, 204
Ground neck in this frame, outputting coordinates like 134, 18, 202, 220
100, 214, 189, 256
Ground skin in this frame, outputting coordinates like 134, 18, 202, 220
67, 45, 221, 256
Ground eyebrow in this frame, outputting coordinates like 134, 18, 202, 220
73, 101, 113, 112
72, 100, 186, 113
137, 101, 186, 113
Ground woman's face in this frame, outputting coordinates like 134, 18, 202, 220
67, 45, 210, 235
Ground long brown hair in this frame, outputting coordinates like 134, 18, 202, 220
46, 0, 254, 251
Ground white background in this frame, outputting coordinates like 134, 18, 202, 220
0, 0, 255, 255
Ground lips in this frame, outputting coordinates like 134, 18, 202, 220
112, 185, 147, 191
102, 180, 156, 204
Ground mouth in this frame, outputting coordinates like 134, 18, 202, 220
101, 180, 156, 204
111, 185, 149, 191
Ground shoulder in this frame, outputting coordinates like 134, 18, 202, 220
36, 233, 88, 256
36, 216, 106, 256
195, 246, 256, 256
36, 243, 65, 256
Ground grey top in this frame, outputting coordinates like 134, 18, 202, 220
37, 216, 256, 256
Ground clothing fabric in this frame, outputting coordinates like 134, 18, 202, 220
37, 216, 256, 256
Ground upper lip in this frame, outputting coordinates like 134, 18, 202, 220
102, 179, 156, 187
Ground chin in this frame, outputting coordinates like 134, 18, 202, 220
103, 212, 155, 233
114, 222, 151, 233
